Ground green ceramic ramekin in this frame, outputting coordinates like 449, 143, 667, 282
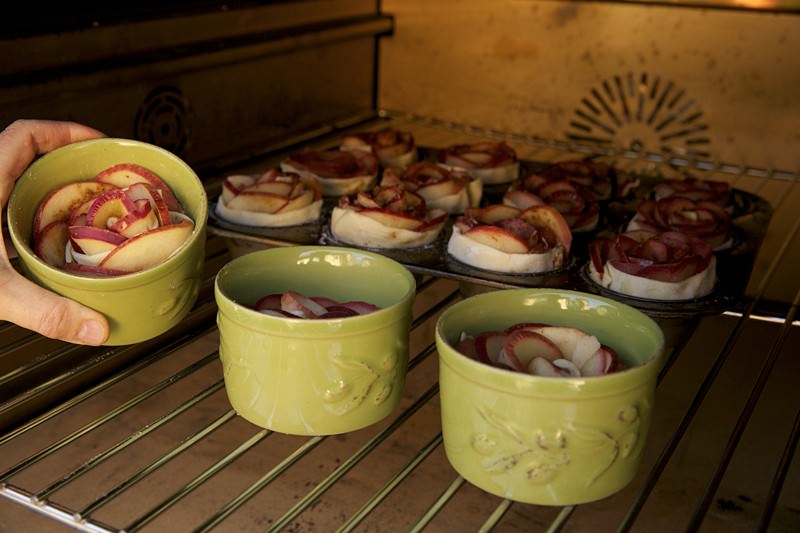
7, 138, 207, 345
436, 288, 664, 505
214, 246, 416, 436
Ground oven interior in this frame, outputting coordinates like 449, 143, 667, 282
1, 1, 799, 531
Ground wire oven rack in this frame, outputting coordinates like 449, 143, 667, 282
1, 114, 799, 532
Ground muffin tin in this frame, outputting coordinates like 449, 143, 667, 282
208, 146, 773, 326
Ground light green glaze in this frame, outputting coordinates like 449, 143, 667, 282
435, 288, 664, 505
7, 138, 207, 345
214, 246, 416, 436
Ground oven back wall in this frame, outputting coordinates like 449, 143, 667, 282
379, 0, 800, 171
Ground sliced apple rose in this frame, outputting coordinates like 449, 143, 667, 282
436, 141, 519, 185
340, 127, 417, 170
330, 185, 448, 249
447, 204, 572, 274
653, 177, 732, 206
251, 290, 381, 319
381, 162, 482, 215
280, 149, 378, 197
32, 164, 193, 276
215, 168, 323, 227
535, 159, 638, 200
627, 197, 732, 250
504, 175, 600, 232
456, 322, 621, 377
588, 229, 716, 301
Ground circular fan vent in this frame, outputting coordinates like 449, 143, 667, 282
565, 73, 711, 160
134, 85, 192, 157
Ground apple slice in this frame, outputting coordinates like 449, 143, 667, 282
416, 179, 460, 202
467, 204, 520, 225
277, 189, 314, 213
62, 262, 131, 277
339, 300, 380, 315
226, 191, 288, 214
528, 357, 567, 377
311, 296, 339, 308
358, 208, 424, 231
464, 225, 529, 254
69, 226, 127, 254
33, 181, 118, 235
254, 293, 283, 310
474, 331, 506, 366
85, 189, 138, 229
456, 334, 478, 360
99, 220, 193, 272
519, 205, 572, 253
245, 180, 294, 196
125, 182, 172, 226
580, 346, 620, 376
109, 202, 159, 238
94, 163, 181, 211
319, 306, 360, 319
502, 330, 563, 371
503, 189, 545, 210
280, 290, 328, 318
552, 358, 581, 377
532, 326, 601, 368
33, 220, 69, 267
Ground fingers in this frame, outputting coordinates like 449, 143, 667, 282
0, 266, 109, 345
0, 119, 106, 200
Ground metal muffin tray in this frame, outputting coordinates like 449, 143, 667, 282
207, 149, 773, 326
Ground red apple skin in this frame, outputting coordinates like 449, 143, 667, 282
254, 293, 283, 311
466, 204, 520, 225
504, 330, 563, 370
125, 182, 172, 226
339, 300, 380, 315
99, 220, 193, 272
33, 181, 118, 236
280, 290, 328, 318
456, 335, 478, 360
110, 202, 158, 238
85, 188, 137, 229
69, 225, 127, 255
464, 225, 529, 254
318, 306, 360, 319
94, 163, 181, 211
62, 262, 131, 277
34, 220, 69, 268
474, 331, 506, 366
358, 208, 424, 231
519, 205, 573, 253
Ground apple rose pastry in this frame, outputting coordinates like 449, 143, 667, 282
447, 204, 572, 274
627, 197, 732, 250
281, 149, 378, 197
436, 141, 519, 185
215, 168, 323, 227
653, 177, 732, 206
381, 162, 482, 215
330, 185, 448, 249
457, 322, 621, 377
537, 159, 637, 200
32, 163, 193, 277
504, 174, 600, 232
340, 127, 417, 170
588, 230, 716, 301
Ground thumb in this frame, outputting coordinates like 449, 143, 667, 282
0, 270, 109, 345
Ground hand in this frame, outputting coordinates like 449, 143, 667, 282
0, 119, 110, 345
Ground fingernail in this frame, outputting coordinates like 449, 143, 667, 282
77, 320, 106, 345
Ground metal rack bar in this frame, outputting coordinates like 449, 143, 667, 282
337, 432, 444, 533
408, 476, 466, 533
687, 295, 800, 531
0, 351, 219, 485
36, 380, 226, 500
266, 383, 441, 533
759, 395, 800, 531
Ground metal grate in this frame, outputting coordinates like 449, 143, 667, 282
1, 117, 799, 532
